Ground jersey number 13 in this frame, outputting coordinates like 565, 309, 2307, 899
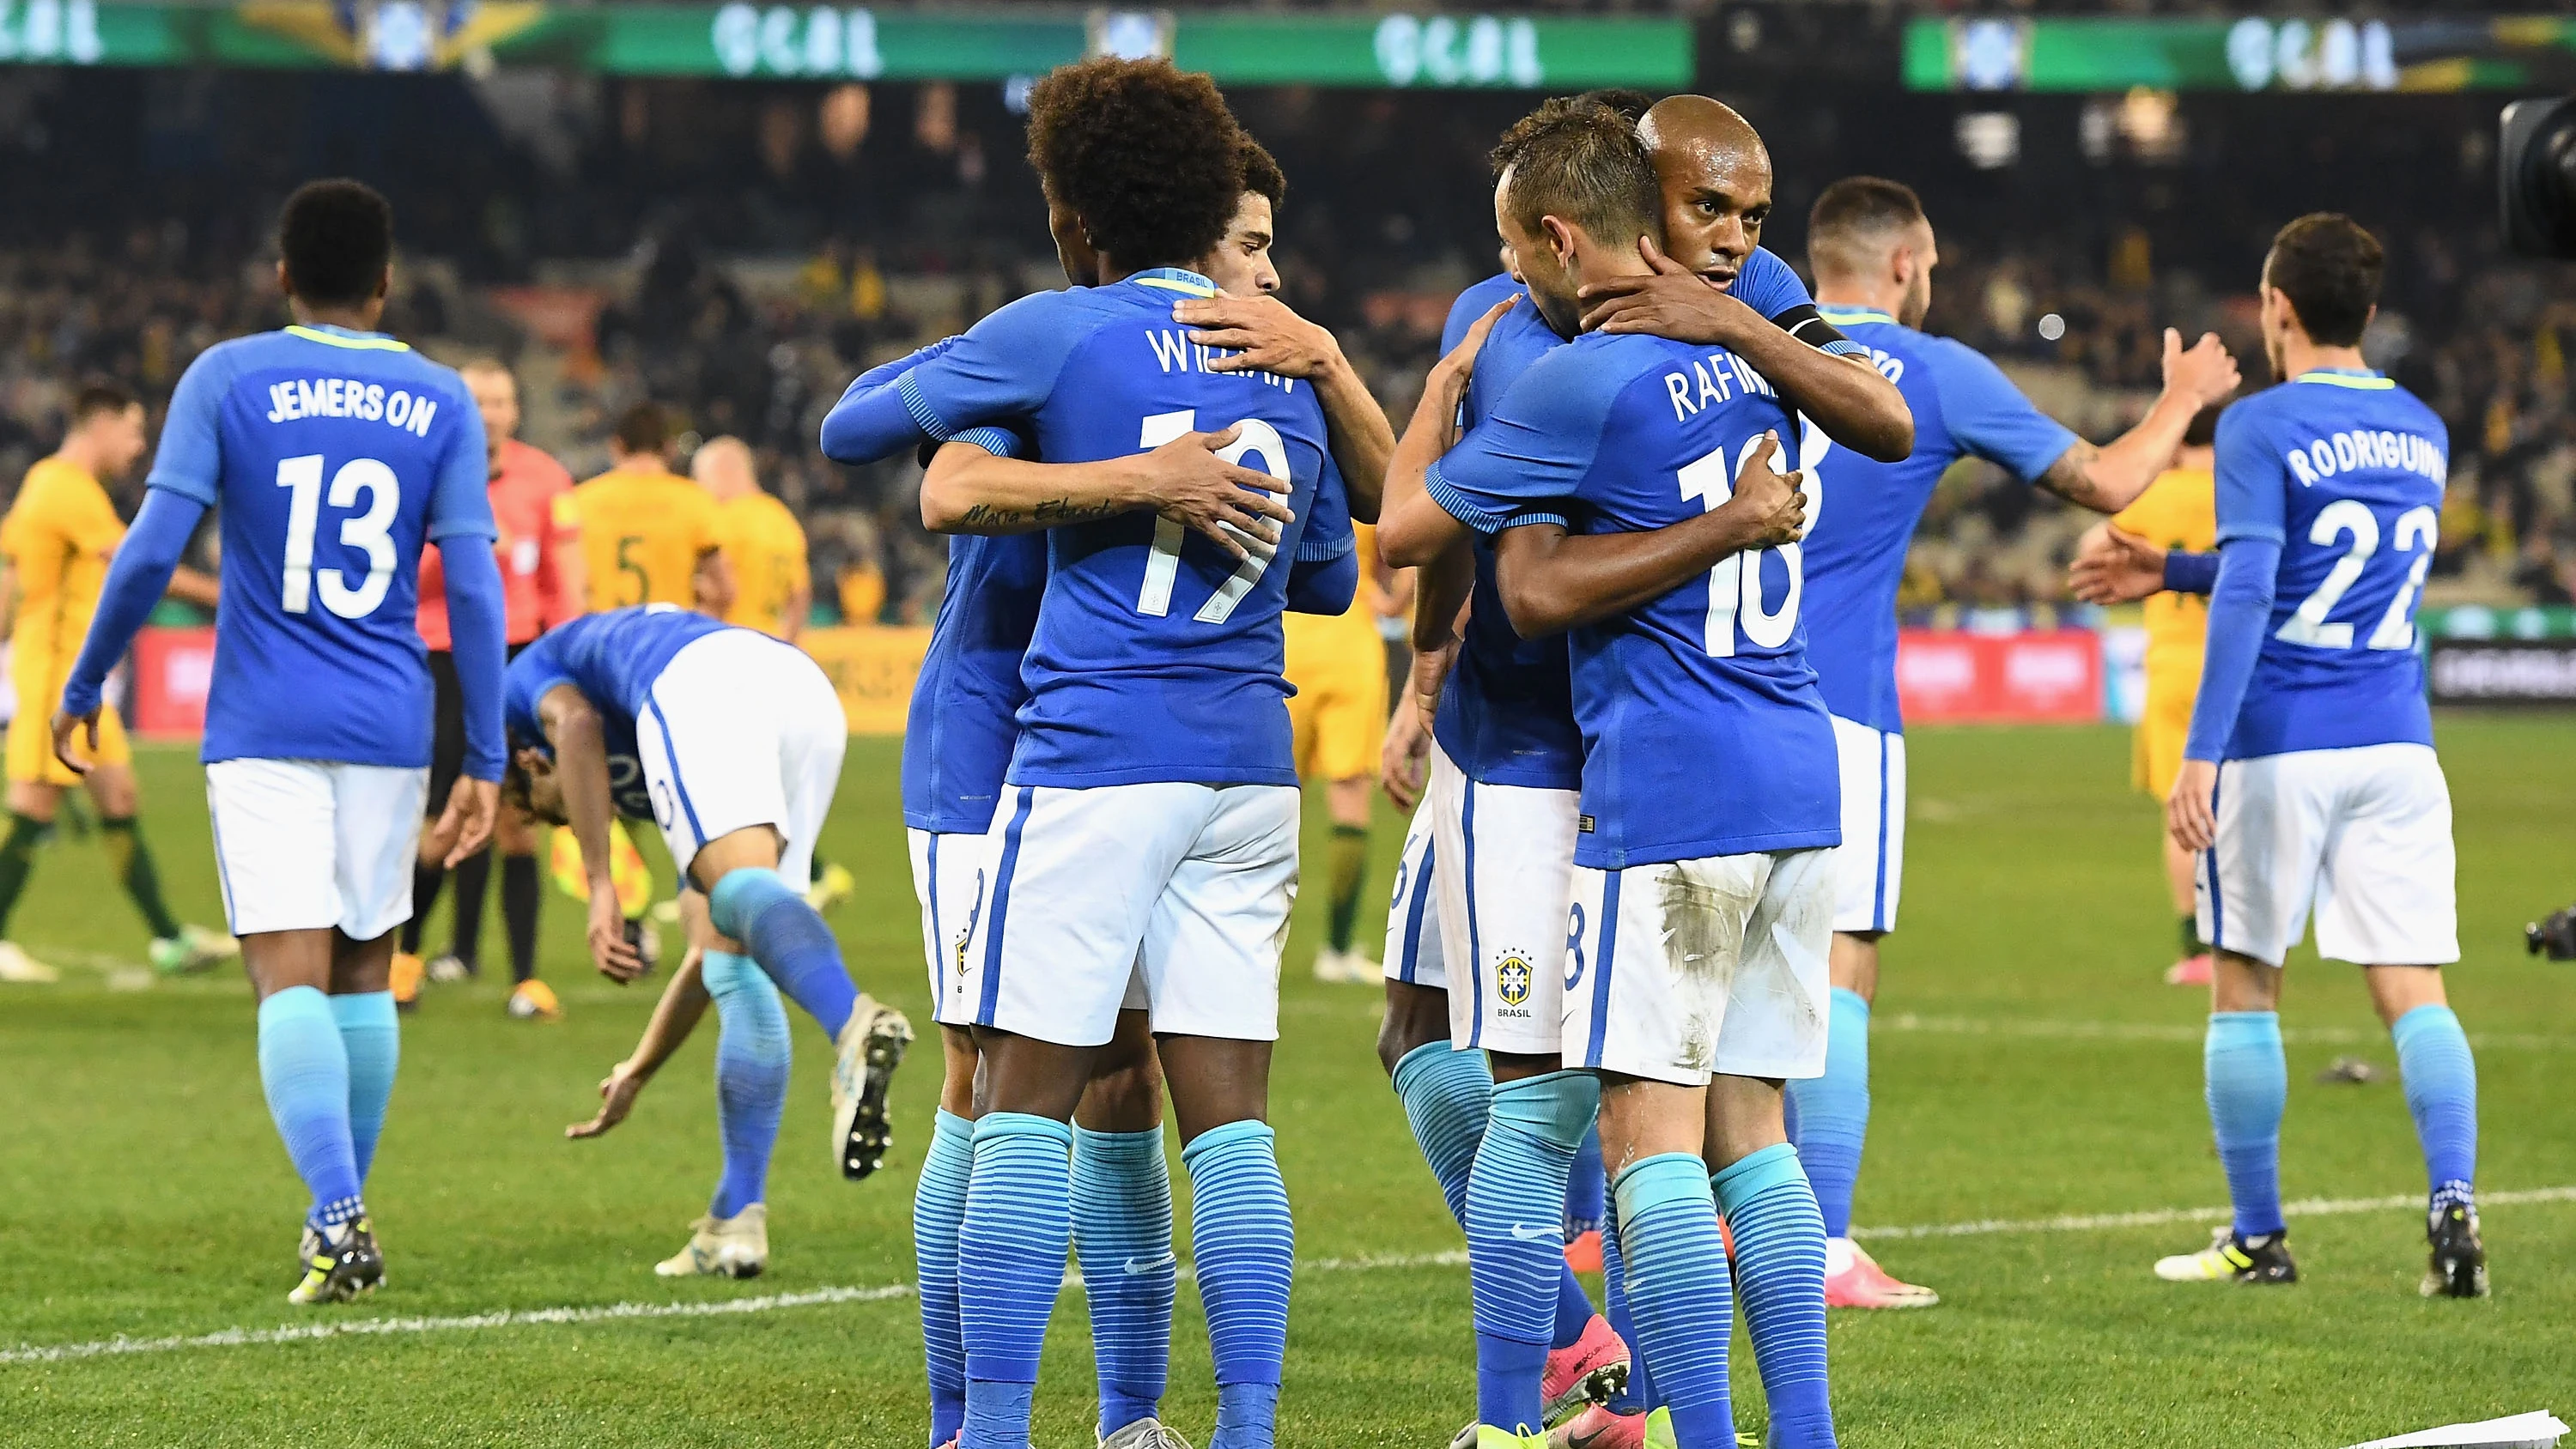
276, 454, 400, 621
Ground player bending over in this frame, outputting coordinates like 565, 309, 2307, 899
56, 179, 509, 1304
0, 380, 229, 983
1783, 175, 2239, 1309
501, 604, 913, 1215
1379, 92, 1908, 1449
1382, 99, 1837, 1449
827, 131, 1376, 1449
2146, 215, 2484, 1298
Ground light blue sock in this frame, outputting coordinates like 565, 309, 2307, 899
257, 986, 364, 1229
2391, 1003, 2478, 1203
708, 867, 855, 1040
1073, 1126, 1176, 1439
961, 1113, 1072, 1449
702, 951, 790, 1219
2205, 1011, 2287, 1238
1599, 1211, 1649, 1415
1183, 1119, 1292, 1449
1392, 1041, 1490, 1226
1565, 1125, 1606, 1236
916, 1109, 973, 1448
1467, 1070, 1600, 1433
1787, 987, 1869, 1240
328, 990, 398, 1185
1716, 1143, 1837, 1449
1614, 1155, 1733, 1448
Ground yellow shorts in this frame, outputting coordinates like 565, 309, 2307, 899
1285, 626, 1388, 783
2133, 671, 2196, 800
8, 700, 131, 786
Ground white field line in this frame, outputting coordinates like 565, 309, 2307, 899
1875, 1013, 2575, 1051
8, 1193, 2571, 1366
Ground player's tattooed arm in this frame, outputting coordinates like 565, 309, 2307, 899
2034, 330, 2239, 512
1173, 294, 1395, 522
1490, 431, 1807, 638
1578, 236, 1913, 463
1379, 298, 1515, 568
536, 682, 641, 981
567, 951, 711, 1140
921, 435, 1291, 561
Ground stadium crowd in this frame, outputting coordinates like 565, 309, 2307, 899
3, 70, 2573, 621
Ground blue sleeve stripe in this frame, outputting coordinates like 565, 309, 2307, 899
948, 425, 1024, 459
1295, 526, 1356, 563
1502, 511, 1571, 531
897, 373, 958, 443
1424, 462, 1519, 535
2216, 520, 2286, 545
143, 473, 217, 506
1821, 338, 1872, 360
427, 513, 500, 542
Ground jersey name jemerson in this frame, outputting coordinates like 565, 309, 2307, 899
2285, 427, 2444, 488
1661, 350, 1778, 423
262, 376, 441, 438
1144, 330, 1299, 393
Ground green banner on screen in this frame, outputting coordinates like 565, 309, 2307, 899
1905, 14, 2576, 94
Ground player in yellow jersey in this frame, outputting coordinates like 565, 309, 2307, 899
573, 403, 734, 616
2073, 405, 2221, 986
1285, 520, 1401, 982
0, 382, 229, 982
691, 436, 811, 642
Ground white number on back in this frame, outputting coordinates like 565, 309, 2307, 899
1131, 409, 1287, 623
2275, 499, 2435, 652
276, 453, 402, 621
1676, 433, 1810, 656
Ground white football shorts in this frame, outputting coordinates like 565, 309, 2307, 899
910, 825, 1148, 1028
2200, 743, 2458, 969
957, 781, 1299, 1047
1428, 743, 1580, 1057
1381, 798, 1447, 991
637, 629, 847, 890
1564, 846, 1835, 1086
206, 759, 428, 939
1829, 714, 1906, 936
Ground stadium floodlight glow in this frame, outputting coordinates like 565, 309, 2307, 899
2500, 96, 2576, 258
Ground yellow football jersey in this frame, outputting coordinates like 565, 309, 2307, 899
715, 491, 811, 637
1283, 522, 1390, 780
3, 456, 125, 665
572, 468, 721, 612
2111, 466, 2217, 677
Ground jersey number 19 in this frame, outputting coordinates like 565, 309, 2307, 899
1133, 409, 1287, 624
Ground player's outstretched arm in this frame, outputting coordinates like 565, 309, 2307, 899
1581, 237, 1913, 463
1172, 294, 1396, 522
2038, 330, 2239, 512
53, 488, 205, 773
537, 682, 641, 981
1489, 431, 1808, 638
1379, 299, 1514, 568
567, 949, 711, 1140
917, 431, 1291, 561
817, 336, 968, 464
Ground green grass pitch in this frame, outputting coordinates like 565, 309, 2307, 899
3, 718, 2573, 1446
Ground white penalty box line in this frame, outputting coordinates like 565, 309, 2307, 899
9, 1188, 2573, 1366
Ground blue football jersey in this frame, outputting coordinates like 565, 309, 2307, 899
505, 605, 733, 821
1431, 251, 1850, 789
1427, 330, 1838, 868
1798, 308, 2080, 734
2209, 370, 2445, 760
905, 522, 1048, 834
146, 324, 494, 767
890, 268, 1352, 789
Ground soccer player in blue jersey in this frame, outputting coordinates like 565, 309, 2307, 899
1382, 98, 1847, 1449
822, 61, 1349, 1449
1780, 176, 2239, 1308
2142, 215, 2484, 1298
52, 180, 509, 1304
1376, 95, 1910, 1449
501, 606, 913, 1222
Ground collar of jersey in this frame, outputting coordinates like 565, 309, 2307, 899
286, 323, 411, 353
1817, 306, 1898, 326
2293, 367, 2391, 390
1127, 267, 1218, 299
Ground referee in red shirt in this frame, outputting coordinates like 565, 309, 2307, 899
394, 357, 584, 1017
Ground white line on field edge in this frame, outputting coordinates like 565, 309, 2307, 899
8, 1186, 2573, 1366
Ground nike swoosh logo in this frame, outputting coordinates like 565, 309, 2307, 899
1123, 1253, 1176, 1276
1506, 1223, 1564, 1242
1567, 1428, 1615, 1449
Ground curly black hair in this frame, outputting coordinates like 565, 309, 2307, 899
278, 179, 392, 309
1238, 134, 1287, 211
1025, 58, 1245, 271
